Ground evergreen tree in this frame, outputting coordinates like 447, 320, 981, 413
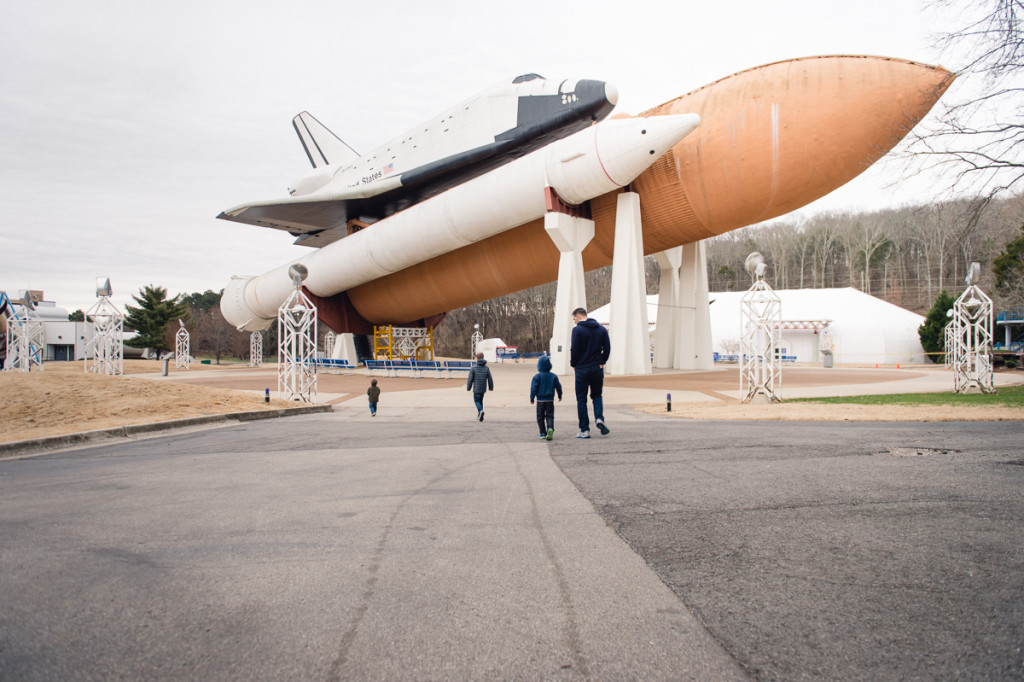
68, 309, 85, 322
184, 290, 222, 311
718, 264, 738, 291
124, 285, 190, 353
993, 224, 1024, 305
918, 290, 956, 363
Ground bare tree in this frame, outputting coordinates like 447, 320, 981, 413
791, 220, 814, 289
837, 212, 893, 295
808, 217, 843, 288
760, 221, 797, 288
906, 0, 1024, 197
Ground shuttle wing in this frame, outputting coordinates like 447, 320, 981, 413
217, 197, 354, 247
219, 138, 523, 247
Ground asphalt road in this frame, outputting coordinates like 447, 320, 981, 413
553, 414, 1024, 681
1, 404, 1022, 680
0, 406, 742, 681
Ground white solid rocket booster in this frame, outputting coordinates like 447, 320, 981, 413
221, 113, 700, 331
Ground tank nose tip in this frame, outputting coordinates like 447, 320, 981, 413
604, 82, 619, 106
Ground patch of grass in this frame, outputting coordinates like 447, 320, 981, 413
792, 383, 1024, 407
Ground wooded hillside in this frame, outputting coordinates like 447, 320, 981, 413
706, 194, 1024, 311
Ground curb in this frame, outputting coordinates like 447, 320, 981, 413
0, 404, 334, 459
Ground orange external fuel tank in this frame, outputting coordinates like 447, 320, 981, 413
345, 56, 954, 325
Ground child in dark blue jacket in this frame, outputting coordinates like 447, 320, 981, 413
530, 355, 563, 440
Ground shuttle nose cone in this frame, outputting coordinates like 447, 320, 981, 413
575, 79, 618, 121
604, 82, 619, 106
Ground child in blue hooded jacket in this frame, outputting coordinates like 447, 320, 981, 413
529, 355, 563, 440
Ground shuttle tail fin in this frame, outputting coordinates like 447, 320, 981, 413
0, 292, 9, 334
292, 111, 360, 168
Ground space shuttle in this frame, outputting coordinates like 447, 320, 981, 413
218, 58, 955, 335
219, 76, 621, 248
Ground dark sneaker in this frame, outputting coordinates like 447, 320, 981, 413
540, 433, 548, 438
596, 419, 609, 435
576, 431, 591, 439
545, 428, 554, 441
480, 411, 485, 422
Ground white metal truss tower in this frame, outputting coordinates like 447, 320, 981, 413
175, 320, 191, 369
324, 331, 335, 360
84, 288, 123, 376
944, 322, 955, 368
4, 295, 45, 373
739, 255, 782, 403
277, 265, 317, 403
396, 327, 433, 359
249, 331, 263, 367
951, 263, 995, 394
471, 330, 483, 359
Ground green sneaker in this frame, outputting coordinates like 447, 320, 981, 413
545, 428, 554, 441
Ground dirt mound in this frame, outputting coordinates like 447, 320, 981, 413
1, 360, 294, 443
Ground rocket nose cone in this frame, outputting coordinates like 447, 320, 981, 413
604, 82, 619, 106
588, 113, 702, 191
638, 113, 701, 151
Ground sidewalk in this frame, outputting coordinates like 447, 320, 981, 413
154, 360, 1024, 408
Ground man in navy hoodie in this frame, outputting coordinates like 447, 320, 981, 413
569, 307, 611, 439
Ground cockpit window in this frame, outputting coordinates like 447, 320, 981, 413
512, 73, 544, 83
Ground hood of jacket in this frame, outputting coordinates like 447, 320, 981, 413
536, 355, 552, 372
579, 318, 602, 329
476, 357, 487, 365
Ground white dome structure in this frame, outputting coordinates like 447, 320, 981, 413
591, 288, 926, 366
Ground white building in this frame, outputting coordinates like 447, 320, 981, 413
591, 288, 927, 366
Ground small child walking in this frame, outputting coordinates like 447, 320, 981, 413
367, 378, 381, 416
529, 355, 562, 440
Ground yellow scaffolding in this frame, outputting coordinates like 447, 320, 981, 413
373, 325, 394, 360
373, 325, 434, 361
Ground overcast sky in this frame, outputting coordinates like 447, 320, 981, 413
0, 0, 971, 314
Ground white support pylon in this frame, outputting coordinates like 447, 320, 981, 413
676, 241, 714, 370
545, 210, 594, 376
330, 332, 358, 364
607, 192, 650, 376
653, 247, 682, 369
